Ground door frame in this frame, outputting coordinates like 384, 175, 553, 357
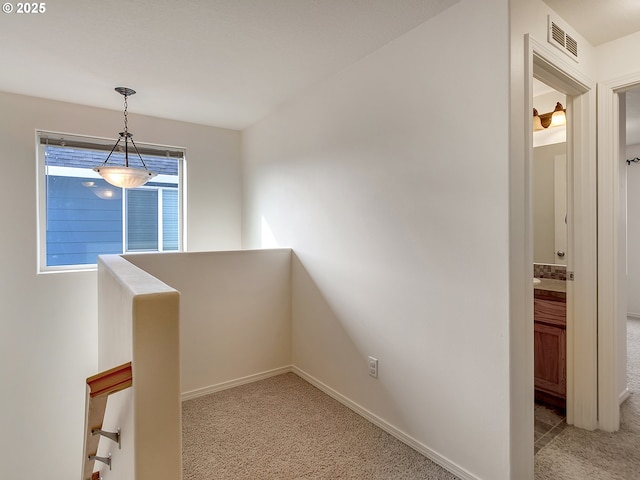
526, 35, 598, 430
597, 72, 640, 431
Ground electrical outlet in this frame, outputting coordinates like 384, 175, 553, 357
368, 356, 378, 378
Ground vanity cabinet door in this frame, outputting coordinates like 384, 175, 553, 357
534, 322, 566, 397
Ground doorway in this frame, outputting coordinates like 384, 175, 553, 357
531, 78, 570, 454
597, 76, 640, 431
624, 87, 640, 411
532, 80, 569, 453
529, 36, 598, 431
625, 89, 640, 323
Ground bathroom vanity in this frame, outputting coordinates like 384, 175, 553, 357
533, 278, 566, 409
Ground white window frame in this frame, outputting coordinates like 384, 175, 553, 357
36, 130, 186, 273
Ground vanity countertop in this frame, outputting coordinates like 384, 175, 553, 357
534, 278, 566, 294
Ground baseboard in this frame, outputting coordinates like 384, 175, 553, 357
291, 366, 479, 480
181, 365, 293, 401
620, 387, 631, 405
628, 312, 640, 320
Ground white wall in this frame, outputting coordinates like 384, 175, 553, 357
596, 31, 640, 81
626, 144, 640, 317
243, 2, 510, 478
125, 249, 292, 396
0, 92, 242, 480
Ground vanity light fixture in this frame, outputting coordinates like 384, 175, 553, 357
93, 87, 157, 189
533, 102, 566, 131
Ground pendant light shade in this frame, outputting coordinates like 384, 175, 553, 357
82, 181, 120, 200
94, 87, 157, 188
93, 165, 156, 188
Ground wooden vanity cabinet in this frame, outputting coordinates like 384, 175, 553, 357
534, 295, 566, 408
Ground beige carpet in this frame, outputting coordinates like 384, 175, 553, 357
182, 373, 460, 479
535, 317, 640, 479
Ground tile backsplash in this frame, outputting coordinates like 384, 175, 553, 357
534, 263, 567, 281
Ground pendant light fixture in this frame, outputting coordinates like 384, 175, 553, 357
93, 87, 157, 188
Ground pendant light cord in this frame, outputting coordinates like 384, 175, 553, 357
99, 90, 150, 171
123, 93, 129, 135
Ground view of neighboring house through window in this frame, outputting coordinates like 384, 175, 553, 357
37, 131, 185, 271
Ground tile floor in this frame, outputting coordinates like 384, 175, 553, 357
534, 402, 566, 454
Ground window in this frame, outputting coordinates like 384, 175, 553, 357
37, 131, 185, 271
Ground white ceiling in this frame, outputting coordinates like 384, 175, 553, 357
533, 78, 556, 98
542, 0, 640, 46
0, 0, 458, 130
1, 1, 639, 132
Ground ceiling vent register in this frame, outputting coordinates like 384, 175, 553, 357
547, 15, 579, 62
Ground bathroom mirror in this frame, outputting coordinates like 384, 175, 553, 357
533, 142, 567, 266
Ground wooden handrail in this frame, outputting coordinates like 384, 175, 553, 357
82, 362, 133, 480
87, 362, 133, 398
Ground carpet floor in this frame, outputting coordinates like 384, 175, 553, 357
182, 373, 460, 479
535, 317, 640, 479
182, 318, 640, 479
